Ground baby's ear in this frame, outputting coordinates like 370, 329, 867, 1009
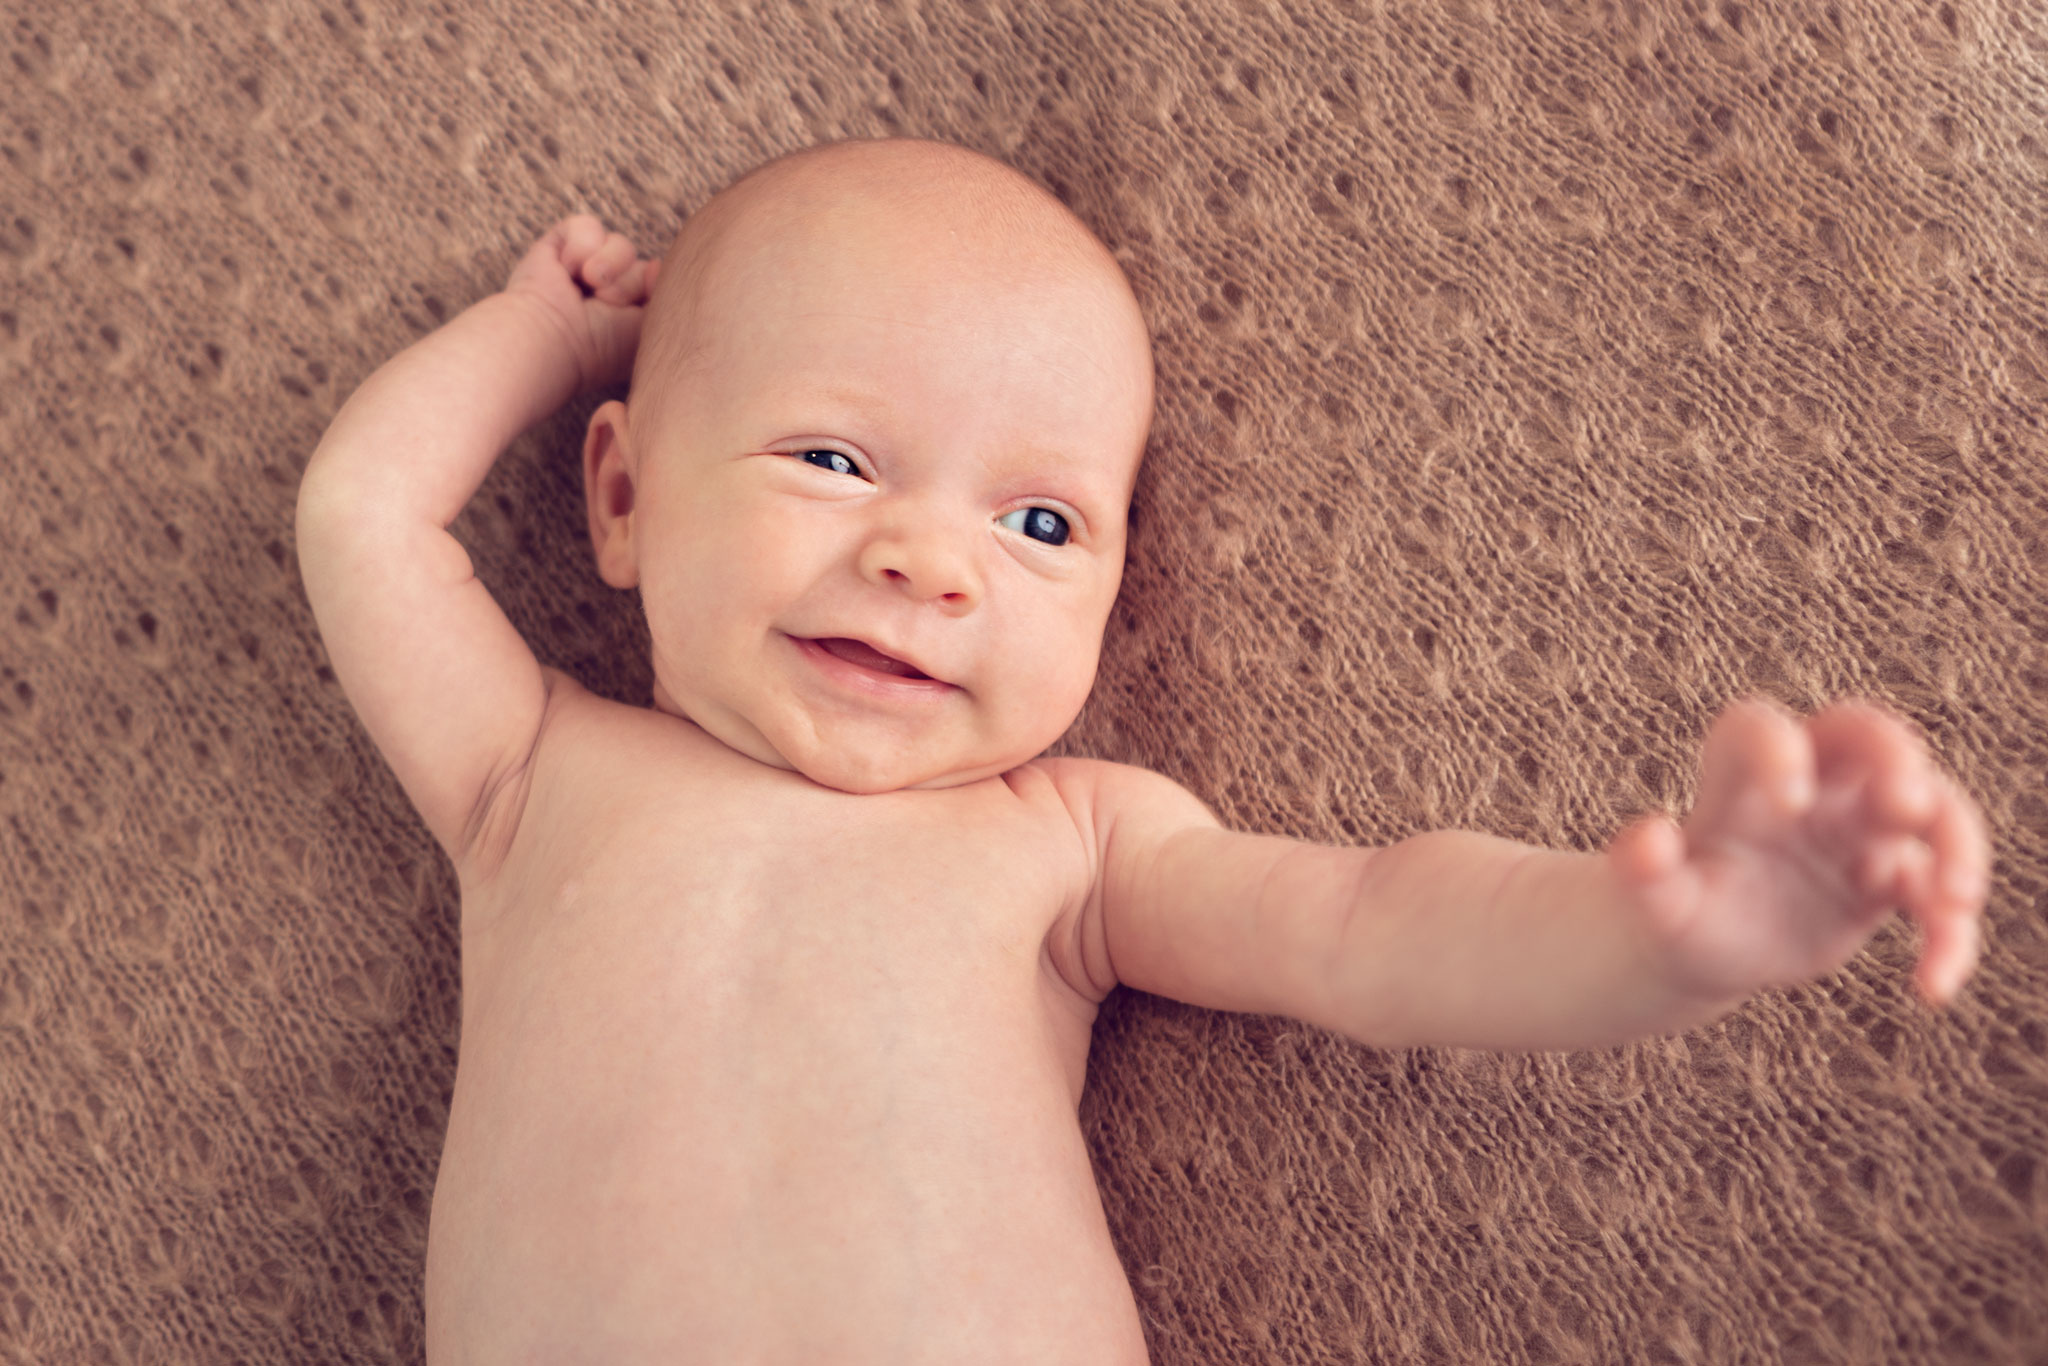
582, 399, 639, 588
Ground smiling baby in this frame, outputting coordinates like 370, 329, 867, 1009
296, 136, 1990, 1364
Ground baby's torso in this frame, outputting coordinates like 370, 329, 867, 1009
423, 672, 1149, 1365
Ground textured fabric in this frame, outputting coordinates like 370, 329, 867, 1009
3, 0, 2046, 1361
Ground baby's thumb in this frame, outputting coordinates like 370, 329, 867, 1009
1610, 810, 1684, 889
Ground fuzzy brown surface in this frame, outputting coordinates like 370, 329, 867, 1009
4, 0, 2047, 1362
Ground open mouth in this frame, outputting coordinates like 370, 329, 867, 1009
810, 637, 932, 681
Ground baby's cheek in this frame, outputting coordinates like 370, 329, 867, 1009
1018, 616, 1103, 730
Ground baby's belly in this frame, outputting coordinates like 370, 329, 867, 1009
423, 881, 1148, 1365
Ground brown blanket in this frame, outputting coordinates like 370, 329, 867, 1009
4, 0, 2044, 1360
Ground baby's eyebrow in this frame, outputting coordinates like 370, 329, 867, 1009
808, 383, 1101, 488
815, 383, 896, 427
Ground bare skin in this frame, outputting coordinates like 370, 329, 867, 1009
296, 140, 1991, 1363
429, 688, 1149, 1362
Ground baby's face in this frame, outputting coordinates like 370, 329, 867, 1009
586, 167, 1154, 793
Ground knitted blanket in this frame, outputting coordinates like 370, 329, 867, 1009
3, 0, 2044, 1360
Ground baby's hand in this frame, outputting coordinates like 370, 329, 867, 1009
501, 213, 661, 396
1606, 697, 1992, 1009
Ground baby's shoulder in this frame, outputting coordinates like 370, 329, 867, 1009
1012, 756, 1224, 1003
456, 666, 684, 879
1017, 755, 1222, 859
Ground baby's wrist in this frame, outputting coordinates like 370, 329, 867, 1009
1548, 847, 1747, 1041
493, 284, 640, 402
481, 287, 590, 392
1601, 845, 1761, 1026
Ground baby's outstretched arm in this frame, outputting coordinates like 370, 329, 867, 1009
1081, 696, 1990, 1053
296, 215, 658, 865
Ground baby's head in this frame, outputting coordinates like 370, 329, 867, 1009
580, 138, 1155, 794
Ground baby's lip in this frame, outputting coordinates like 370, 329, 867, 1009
800, 634, 951, 686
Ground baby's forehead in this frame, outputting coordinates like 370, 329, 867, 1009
638, 142, 1155, 453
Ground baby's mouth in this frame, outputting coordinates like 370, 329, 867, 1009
812, 637, 931, 680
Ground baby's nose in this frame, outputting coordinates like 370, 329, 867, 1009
857, 528, 981, 613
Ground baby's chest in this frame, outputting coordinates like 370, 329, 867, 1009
489, 759, 1077, 946
455, 734, 1103, 1090
425, 739, 1140, 1357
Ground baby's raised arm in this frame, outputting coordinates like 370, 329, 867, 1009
1070, 696, 1990, 1052
295, 216, 657, 867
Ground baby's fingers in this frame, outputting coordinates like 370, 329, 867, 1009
1916, 908, 1982, 1007
577, 234, 639, 297
540, 214, 649, 302
593, 256, 657, 305
540, 213, 608, 268
1911, 774, 1992, 1005
1927, 774, 1992, 906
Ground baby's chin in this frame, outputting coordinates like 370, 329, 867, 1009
648, 679, 1040, 794
810, 754, 1018, 795
759, 734, 1036, 795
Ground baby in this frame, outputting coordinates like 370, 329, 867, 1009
295, 137, 1991, 1363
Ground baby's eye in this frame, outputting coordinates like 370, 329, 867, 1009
999, 507, 1070, 546
796, 449, 863, 478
